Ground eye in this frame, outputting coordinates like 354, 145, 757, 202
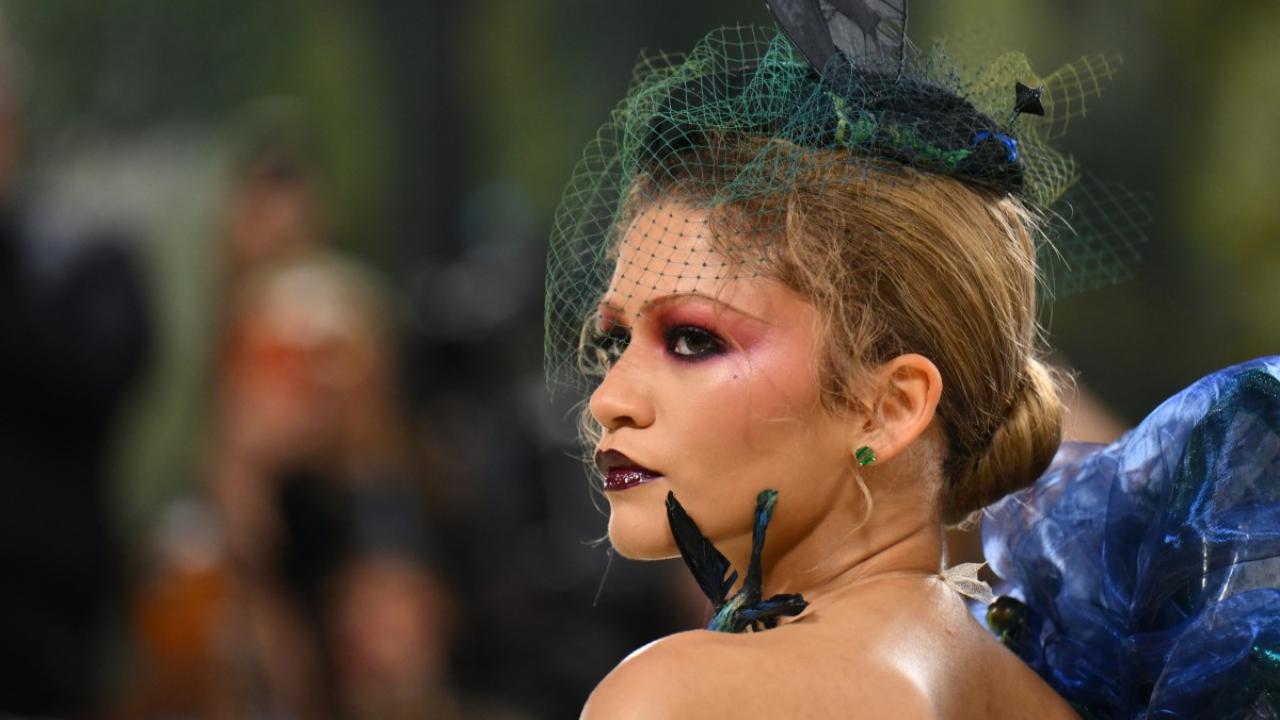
665, 325, 725, 360
593, 323, 631, 365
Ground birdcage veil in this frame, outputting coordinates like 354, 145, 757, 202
544, 3, 1146, 392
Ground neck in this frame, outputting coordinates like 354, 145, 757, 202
718, 475, 945, 608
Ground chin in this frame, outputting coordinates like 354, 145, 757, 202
607, 500, 679, 560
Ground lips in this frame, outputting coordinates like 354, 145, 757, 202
595, 449, 662, 491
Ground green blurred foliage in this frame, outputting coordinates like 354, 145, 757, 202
461, 0, 772, 212
5, 0, 391, 254
1178, 1, 1280, 353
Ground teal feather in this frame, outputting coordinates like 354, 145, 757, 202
667, 489, 808, 633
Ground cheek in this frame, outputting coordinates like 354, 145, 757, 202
669, 335, 838, 491
695, 347, 852, 547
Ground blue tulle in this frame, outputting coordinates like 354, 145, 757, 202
983, 357, 1280, 719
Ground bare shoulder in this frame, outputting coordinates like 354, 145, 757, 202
580, 630, 738, 720
580, 627, 938, 720
582, 578, 1081, 719
582, 581, 1081, 719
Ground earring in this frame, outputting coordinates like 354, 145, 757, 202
855, 445, 876, 466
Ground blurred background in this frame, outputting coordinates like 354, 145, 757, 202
0, 0, 1275, 718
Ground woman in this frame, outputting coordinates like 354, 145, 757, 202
580, 186, 1074, 717
544, 5, 1280, 718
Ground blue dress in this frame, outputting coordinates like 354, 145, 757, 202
982, 357, 1280, 718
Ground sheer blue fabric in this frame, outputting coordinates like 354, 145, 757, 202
983, 357, 1280, 719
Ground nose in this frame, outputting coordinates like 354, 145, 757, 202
589, 354, 656, 432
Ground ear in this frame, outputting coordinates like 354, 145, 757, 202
860, 353, 942, 463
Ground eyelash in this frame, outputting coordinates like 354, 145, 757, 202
663, 325, 725, 361
593, 322, 726, 365
594, 324, 630, 364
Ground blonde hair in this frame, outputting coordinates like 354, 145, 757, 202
582, 136, 1064, 524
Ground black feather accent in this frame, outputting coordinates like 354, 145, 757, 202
765, 0, 908, 78
1014, 81, 1046, 116
764, 0, 840, 75
666, 490, 809, 633
741, 488, 777, 605
666, 491, 737, 606
736, 594, 810, 629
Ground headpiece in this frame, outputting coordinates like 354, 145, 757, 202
544, 0, 1147, 391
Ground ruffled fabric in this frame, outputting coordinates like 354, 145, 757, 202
983, 357, 1280, 719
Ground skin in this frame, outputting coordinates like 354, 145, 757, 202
581, 204, 1078, 719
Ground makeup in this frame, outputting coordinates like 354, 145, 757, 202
596, 449, 662, 491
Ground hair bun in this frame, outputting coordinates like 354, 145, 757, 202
943, 358, 1064, 525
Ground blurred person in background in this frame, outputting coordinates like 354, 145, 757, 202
212, 254, 453, 719
126, 123, 465, 720
0, 17, 152, 717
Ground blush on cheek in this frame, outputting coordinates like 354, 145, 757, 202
721, 327, 826, 437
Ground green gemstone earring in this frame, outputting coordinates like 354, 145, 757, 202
855, 445, 877, 467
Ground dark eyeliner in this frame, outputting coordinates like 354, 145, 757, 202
664, 325, 725, 361
594, 322, 631, 364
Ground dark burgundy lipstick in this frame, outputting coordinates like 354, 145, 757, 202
595, 449, 662, 491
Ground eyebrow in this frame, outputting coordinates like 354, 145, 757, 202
597, 291, 771, 326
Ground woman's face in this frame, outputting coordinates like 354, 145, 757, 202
590, 204, 861, 561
